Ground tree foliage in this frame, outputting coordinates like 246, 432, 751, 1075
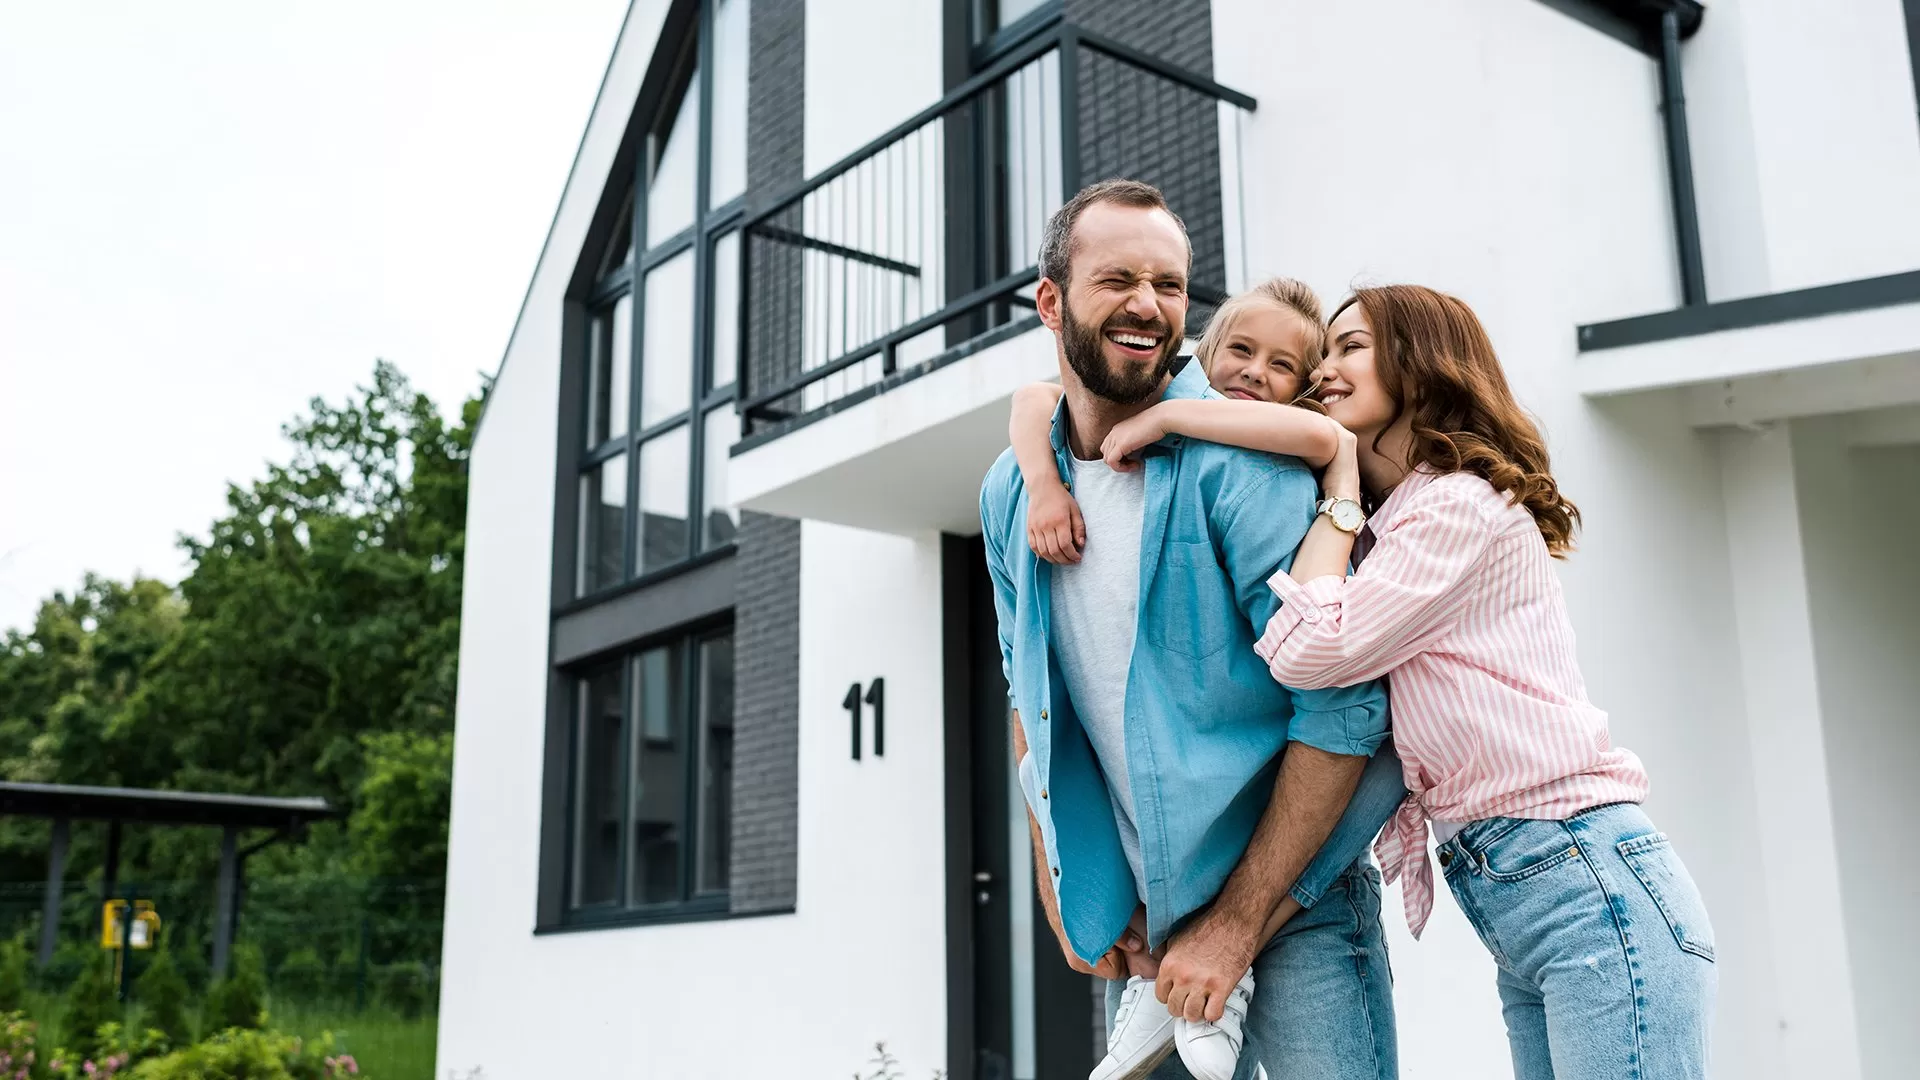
0, 361, 479, 982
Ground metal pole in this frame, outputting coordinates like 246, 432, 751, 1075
116, 879, 133, 1002
1057, 28, 1082, 205
1659, 10, 1707, 306
212, 825, 237, 978
101, 820, 121, 903
38, 818, 67, 968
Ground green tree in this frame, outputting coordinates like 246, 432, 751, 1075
60, 954, 120, 1060
203, 944, 265, 1032
134, 943, 193, 1048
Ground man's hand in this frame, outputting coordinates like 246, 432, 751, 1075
1156, 907, 1262, 1023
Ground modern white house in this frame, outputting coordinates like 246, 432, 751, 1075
437, 1, 1920, 1077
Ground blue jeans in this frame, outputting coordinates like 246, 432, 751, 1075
1106, 861, 1398, 1080
1440, 803, 1717, 1079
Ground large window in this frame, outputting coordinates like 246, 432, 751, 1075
568, 627, 735, 916
577, 0, 750, 598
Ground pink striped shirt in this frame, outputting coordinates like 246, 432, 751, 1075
1252, 467, 1647, 938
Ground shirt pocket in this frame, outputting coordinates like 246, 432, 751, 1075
1143, 540, 1231, 659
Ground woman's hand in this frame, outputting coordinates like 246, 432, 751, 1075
1026, 482, 1086, 564
1322, 425, 1363, 503
1101, 407, 1168, 472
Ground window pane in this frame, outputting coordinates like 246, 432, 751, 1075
587, 294, 633, 448
598, 190, 635, 279
647, 69, 700, 247
637, 426, 690, 573
994, 0, 1052, 31
709, 0, 750, 208
641, 250, 696, 427
708, 231, 740, 392
572, 662, 625, 907
697, 633, 735, 893
701, 406, 739, 550
576, 455, 628, 595
630, 643, 688, 905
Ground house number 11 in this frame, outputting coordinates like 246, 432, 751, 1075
843, 678, 885, 760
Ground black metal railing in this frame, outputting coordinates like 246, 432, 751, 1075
734, 24, 1256, 445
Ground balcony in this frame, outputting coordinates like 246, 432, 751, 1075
727, 22, 1255, 534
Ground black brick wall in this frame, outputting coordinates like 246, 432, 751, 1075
727, 0, 806, 916
1065, 0, 1227, 328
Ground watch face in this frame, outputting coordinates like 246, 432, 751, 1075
1332, 500, 1366, 532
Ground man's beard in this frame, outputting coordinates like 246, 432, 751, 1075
1060, 294, 1180, 406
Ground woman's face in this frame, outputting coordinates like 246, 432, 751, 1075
1317, 303, 1397, 437
1206, 302, 1316, 404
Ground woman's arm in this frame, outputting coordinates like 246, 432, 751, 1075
1254, 487, 1501, 689
1288, 428, 1361, 585
1008, 382, 1084, 564
1102, 399, 1345, 470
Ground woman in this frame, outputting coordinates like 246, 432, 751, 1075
1253, 284, 1718, 1078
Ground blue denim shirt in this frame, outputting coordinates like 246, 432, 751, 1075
979, 360, 1408, 962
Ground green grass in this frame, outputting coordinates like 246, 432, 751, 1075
270, 1001, 438, 1080
13, 990, 437, 1080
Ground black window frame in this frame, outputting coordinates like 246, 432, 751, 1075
571, 0, 749, 607
559, 620, 736, 927
541, 0, 755, 935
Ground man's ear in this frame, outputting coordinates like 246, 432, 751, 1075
1036, 276, 1065, 332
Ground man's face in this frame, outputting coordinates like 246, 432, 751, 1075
1043, 202, 1190, 405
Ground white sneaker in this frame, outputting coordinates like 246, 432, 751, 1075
1091, 976, 1176, 1080
1173, 967, 1255, 1080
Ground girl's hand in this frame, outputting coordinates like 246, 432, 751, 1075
1026, 482, 1086, 564
1322, 425, 1362, 503
1101, 408, 1167, 472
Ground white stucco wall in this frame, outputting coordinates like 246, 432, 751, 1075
1215, 1, 1758, 1074
1793, 425, 1920, 1080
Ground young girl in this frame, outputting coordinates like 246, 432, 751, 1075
1028, 282, 1719, 1079
1009, 278, 1357, 1080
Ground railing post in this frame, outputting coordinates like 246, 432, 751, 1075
1058, 27, 1082, 204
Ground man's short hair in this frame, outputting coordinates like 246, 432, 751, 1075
1037, 178, 1191, 288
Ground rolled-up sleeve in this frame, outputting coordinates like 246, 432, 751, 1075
1254, 488, 1498, 691
1217, 463, 1390, 757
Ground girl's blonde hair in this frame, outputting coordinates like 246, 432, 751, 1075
1195, 278, 1328, 386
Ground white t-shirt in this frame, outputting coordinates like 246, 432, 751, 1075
1048, 454, 1148, 898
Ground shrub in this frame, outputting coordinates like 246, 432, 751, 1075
125, 1027, 360, 1080
46, 1021, 168, 1080
0, 938, 30, 1014
204, 945, 266, 1032
273, 948, 327, 1005
371, 963, 432, 1020
133, 946, 192, 1048
0, 1010, 42, 1079
60, 955, 121, 1062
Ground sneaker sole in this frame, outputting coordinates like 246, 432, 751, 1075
1092, 1020, 1177, 1080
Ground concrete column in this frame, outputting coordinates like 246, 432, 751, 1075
37, 818, 68, 968
1717, 424, 1862, 1080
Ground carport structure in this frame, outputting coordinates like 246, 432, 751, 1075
0, 782, 335, 975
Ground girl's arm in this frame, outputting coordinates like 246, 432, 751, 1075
1101, 399, 1345, 471
1008, 382, 1084, 564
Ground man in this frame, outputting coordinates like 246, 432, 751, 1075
978, 179, 1407, 1080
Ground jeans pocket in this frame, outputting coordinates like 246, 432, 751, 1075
1618, 833, 1716, 962
1475, 819, 1584, 883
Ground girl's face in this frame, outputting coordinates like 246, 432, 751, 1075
1317, 303, 1396, 437
1206, 302, 1317, 404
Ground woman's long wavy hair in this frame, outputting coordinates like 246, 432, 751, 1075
1331, 285, 1581, 555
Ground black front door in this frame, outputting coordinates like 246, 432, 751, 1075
943, 535, 1099, 1080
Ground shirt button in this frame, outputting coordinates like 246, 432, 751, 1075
1052, 866, 1060, 876
1438, 850, 1453, 868
1039, 710, 1048, 720
1040, 789, 1048, 799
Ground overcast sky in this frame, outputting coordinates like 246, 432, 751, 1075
0, 0, 630, 633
